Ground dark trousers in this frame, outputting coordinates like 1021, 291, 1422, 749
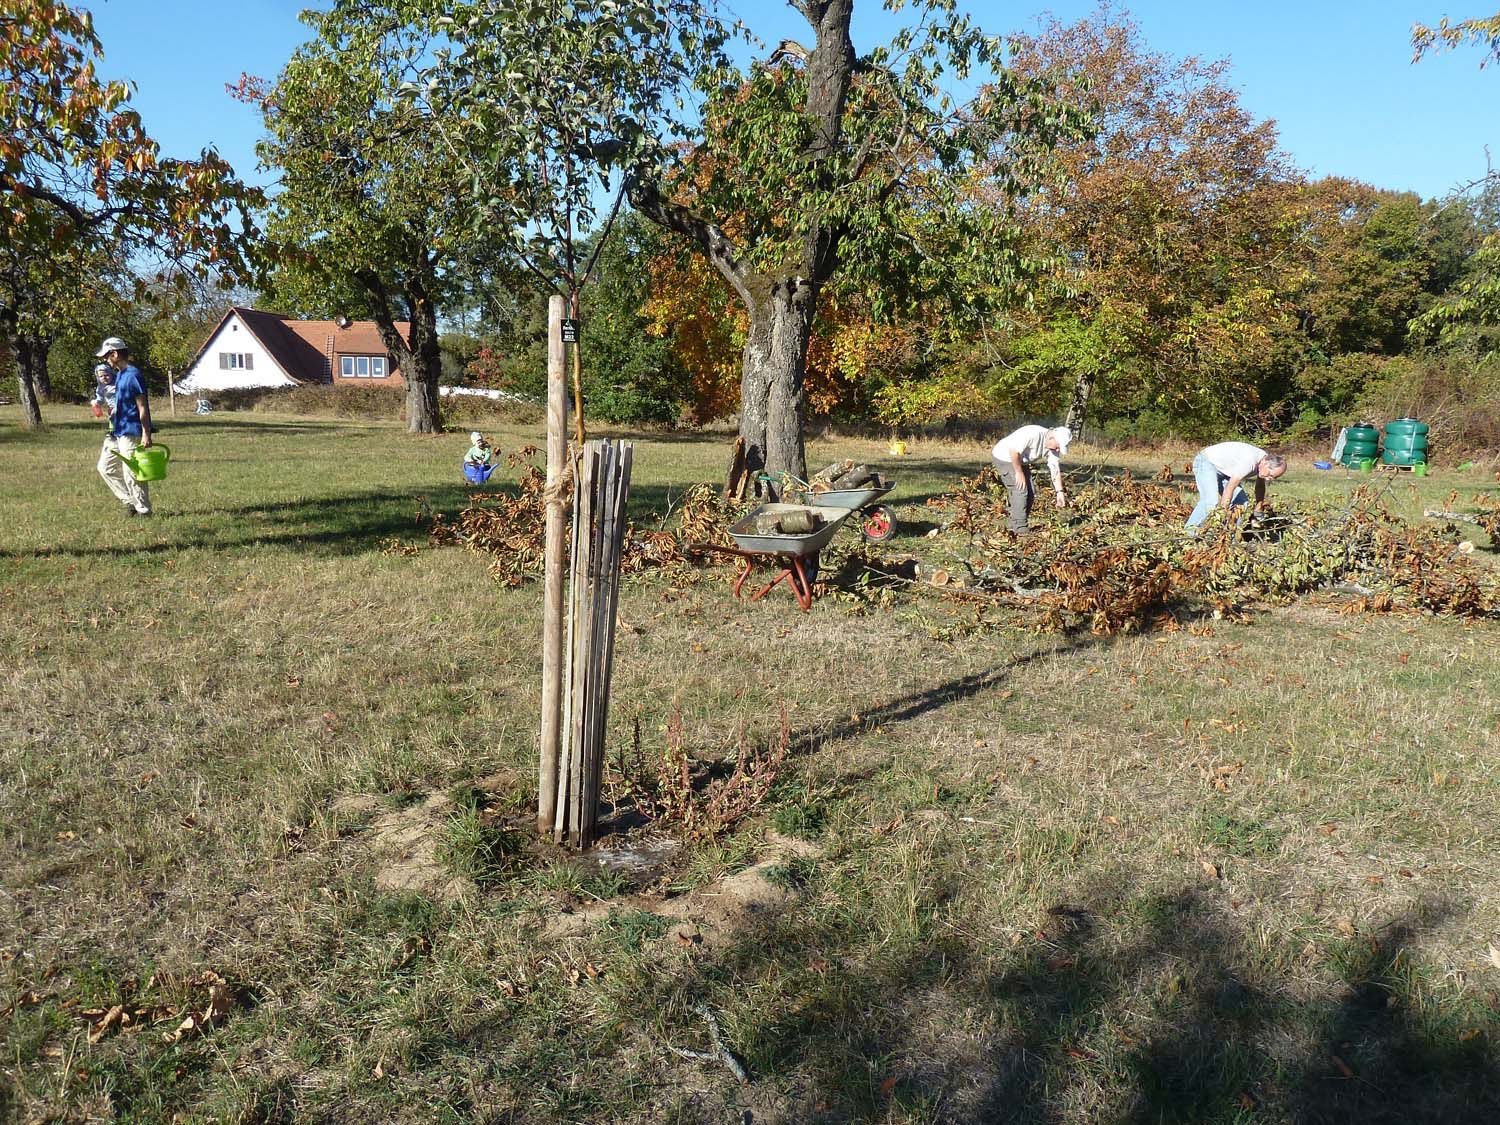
993, 459, 1034, 531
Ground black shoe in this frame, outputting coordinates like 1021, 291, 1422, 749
123, 506, 139, 518
136, 509, 153, 518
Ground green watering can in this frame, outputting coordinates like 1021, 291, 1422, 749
118, 443, 170, 482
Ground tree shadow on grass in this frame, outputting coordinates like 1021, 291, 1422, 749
615, 879, 1498, 1123
2, 487, 477, 562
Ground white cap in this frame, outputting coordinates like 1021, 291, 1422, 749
470, 431, 483, 445
95, 336, 128, 357
1049, 426, 1072, 457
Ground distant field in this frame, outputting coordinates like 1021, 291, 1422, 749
2, 406, 1498, 1123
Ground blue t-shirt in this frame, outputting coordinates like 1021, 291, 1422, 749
110, 365, 146, 438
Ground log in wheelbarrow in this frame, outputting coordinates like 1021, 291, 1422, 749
691, 503, 853, 611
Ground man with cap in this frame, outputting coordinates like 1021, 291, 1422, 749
1186, 441, 1287, 531
990, 424, 1071, 535
94, 336, 154, 517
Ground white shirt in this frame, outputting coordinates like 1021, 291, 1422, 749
1201, 442, 1266, 480
992, 425, 1054, 465
992, 425, 1064, 494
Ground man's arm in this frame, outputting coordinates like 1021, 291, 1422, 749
1219, 473, 1245, 507
137, 396, 152, 446
1253, 477, 1267, 507
1009, 450, 1025, 479
1048, 457, 1066, 507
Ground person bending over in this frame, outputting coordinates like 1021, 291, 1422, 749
1186, 441, 1286, 531
990, 424, 1071, 535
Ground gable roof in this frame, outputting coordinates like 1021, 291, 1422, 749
186, 307, 413, 384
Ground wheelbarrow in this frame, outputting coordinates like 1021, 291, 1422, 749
692, 503, 853, 611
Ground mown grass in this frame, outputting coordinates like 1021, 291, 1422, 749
2, 405, 1498, 1123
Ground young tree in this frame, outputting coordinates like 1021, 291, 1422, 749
407, 0, 731, 439
627, 0, 1083, 482
1, 1, 254, 427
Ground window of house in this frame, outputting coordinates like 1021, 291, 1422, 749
218, 353, 253, 369
340, 355, 388, 378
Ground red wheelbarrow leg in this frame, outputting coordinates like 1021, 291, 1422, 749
787, 554, 815, 611
732, 557, 756, 600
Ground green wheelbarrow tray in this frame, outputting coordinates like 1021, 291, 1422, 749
115, 442, 170, 482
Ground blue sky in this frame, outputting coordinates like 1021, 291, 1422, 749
90, 0, 1497, 200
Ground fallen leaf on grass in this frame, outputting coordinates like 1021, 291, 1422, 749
1201, 860, 1221, 879
1398, 868, 1413, 879
1045, 957, 1076, 972
1460, 1028, 1484, 1043
879, 1075, 897, 1096
373, 1057, 386, 1080
1319, 823, 1339, 836
1331, 1054, 1355, 1079
1336, 919, 1357, 936
1366, 875, 1384, 887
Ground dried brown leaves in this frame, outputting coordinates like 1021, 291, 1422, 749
430, 451, 736, 585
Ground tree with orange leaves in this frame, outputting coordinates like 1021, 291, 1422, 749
1, 0, 257, 428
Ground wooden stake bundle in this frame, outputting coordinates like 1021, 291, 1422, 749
556, 438, 633, 847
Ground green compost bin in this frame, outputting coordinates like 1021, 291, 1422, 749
1381, 418, 1429, 466
1341, 423, 1380, 467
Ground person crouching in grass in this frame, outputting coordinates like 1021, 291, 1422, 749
1186, 441, 1286, 532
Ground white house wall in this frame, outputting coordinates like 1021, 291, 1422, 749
181, 312, 301, 391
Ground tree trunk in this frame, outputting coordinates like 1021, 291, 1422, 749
402, 289, 443, 434
30, 338, 52, 401
1064, 367, 1095, 438
12, 335, 46, 428
756, 280, 816, 486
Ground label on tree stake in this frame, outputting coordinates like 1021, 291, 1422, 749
560, 318, 580, 344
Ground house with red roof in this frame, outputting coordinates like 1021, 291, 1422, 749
180, 307, 411, 393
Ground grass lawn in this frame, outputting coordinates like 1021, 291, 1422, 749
2, 405, 1499, 1123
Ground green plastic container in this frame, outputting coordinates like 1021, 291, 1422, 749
1381, 449, 1425, 467
121, 443, 170, 482
1347, 424, 1379, 442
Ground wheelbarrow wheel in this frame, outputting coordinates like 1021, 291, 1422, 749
860, 505, 897, 542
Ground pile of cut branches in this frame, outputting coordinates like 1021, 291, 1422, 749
928, 470, 1498, 633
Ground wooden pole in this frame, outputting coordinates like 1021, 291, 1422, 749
168, 369, 176, 417
538, 294, 569, 835
568, 290, 586, 446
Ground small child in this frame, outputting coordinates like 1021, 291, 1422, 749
463, 432, 496, 483
90, 363, 116, 420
